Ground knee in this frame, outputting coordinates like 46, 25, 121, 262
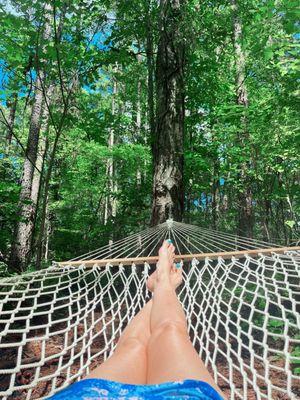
151, 320, 187, 340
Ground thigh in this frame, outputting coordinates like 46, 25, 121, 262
147, 322, 220, 392
86, 337, 147, 385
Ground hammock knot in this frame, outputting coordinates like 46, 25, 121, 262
191, 258, 199, 267
143, 262, 150, 275
105, 263, 112, 271
166, 218, 174, 229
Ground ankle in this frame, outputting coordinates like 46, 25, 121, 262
155, 276, 173, 291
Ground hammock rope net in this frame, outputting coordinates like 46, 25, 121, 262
0, 220, 299, 399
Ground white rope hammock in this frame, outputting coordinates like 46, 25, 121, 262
0, 220, 299, 399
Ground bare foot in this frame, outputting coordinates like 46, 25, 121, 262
158, 240, 175, 273
146, 240, 182, 291
147, 266, 183, 292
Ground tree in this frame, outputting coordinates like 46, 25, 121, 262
150, 0, 186, 225
0, 0, 299, 272
231, 0, 254, 238
9, 3, 52, 271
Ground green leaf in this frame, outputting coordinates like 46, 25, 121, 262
285, 220, 296, 229
264, 48, 273, 60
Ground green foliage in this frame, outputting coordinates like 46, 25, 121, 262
291, 346, 300, 375
267, 318, 284, 334
0, 0, 298, 267
0, 154, 22, 256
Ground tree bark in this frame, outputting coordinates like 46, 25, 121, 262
231, 0, 254, 238
9, 74, 46, 271
150, 0, 185, 226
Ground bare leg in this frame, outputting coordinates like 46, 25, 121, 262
85, 300, 152, 384
85, 243, 185, 385
147, 241, 223, 397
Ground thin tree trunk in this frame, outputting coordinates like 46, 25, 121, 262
31, 135, 48, 210
31, 96, 52, 210
263, 197, 271, 242
31, 134, 49, 251
35, 128, 58, 269
38, 193, 50, 263
231, 0, 254, 238
30, 85, 54, 246
35, 73, 80, 269
136, 52, 142, 187
44, 197, 51, 262
34, 7, 77, 268
211, 129, 220, 230
150, 0, 186, 226
212, 180, 219, 230
104, 75, 117, 225
5, 93, 18, 148
146, 0, 155, 147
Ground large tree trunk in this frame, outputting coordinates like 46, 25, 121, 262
150, 0, 185, 226
231, 0, 254, 238
9, 75, 46, 271
9, 5, 52, 272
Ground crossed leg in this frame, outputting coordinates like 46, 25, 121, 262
85, 242, 178, 384
86, 241, 223, 397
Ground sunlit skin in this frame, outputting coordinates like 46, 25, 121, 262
86, 241, 223, 397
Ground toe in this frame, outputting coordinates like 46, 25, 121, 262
169, 245, 175, 259
166, 239, 172, 248
162, 240, 170, 249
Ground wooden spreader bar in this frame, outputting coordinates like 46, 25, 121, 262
59, 246, 300, 267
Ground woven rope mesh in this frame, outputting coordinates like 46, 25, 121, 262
0, 222, 299, 399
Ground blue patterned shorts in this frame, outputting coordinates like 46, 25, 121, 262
49, 378, 223, 399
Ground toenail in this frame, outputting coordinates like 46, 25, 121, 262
167, 239, 172, 243
175, 262, 181, 269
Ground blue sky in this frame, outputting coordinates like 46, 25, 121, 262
0, 62, 10, 104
